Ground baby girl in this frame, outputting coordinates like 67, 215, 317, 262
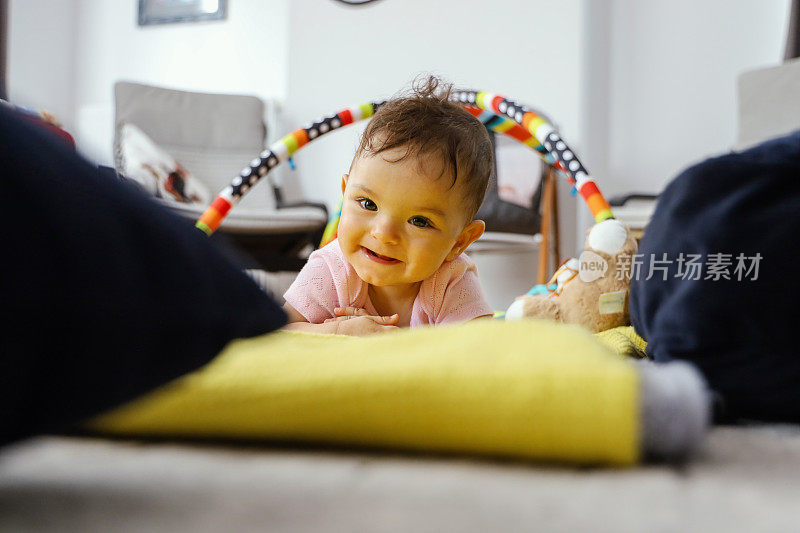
283, 77, 494, 336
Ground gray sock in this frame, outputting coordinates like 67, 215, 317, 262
637, 360, 711, 460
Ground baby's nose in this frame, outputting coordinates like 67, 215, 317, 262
371, 218, 400, 245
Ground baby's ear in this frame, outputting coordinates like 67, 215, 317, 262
447, 220, 485, 261
340, 174, 349, 194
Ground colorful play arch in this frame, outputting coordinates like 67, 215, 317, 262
195, 90, 614, 241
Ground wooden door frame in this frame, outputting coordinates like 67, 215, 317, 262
537, 166, 561, 285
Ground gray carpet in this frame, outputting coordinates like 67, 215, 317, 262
2, 426, 799, 532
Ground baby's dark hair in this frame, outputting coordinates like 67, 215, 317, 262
354, 75, 493, 220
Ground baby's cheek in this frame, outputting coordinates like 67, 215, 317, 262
336, 212, 349, 233
336, 217, 359, 250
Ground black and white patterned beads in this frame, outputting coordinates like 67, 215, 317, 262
453, 90, 477, 105
542, 130, 586, 177
497, 97, 529, 124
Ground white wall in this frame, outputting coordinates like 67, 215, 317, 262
70, 0, 288, 164
600, 0, 791, 197
7, 0, 77, 129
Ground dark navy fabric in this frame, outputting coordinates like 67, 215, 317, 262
0, 106, 286, 445
631, 130, 800, 423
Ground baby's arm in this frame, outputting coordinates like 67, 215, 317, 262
282, 303, 399, 336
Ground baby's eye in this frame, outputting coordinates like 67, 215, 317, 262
409, 216, 432, 228
358, 198, 377, 211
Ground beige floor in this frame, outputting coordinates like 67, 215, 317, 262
2, 426, 800, 533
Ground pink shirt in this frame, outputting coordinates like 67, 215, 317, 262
284, 239, 493, 327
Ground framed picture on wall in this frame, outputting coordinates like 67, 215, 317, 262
138, 0, 228, 26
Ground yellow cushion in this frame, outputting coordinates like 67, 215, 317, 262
595, 326, 648, 359
90, 319, 640, 465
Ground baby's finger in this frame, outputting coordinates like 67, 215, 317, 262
334, 306, 369, 317
369, 313, 399, 325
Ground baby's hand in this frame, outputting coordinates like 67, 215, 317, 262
324, 307, 399, 336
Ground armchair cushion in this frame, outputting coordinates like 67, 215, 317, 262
117, 122, 210, 204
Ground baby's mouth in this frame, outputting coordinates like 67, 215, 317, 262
361, 246, 400, 264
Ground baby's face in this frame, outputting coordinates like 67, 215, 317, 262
338, 147, 480, 288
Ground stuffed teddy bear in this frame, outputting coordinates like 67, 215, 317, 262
505, 219, 637, 332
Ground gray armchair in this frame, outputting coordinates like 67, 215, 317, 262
114, 81, 328, 270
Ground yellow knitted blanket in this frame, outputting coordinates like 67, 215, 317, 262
90, 320, 640, 465
595, 326, 648, 359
